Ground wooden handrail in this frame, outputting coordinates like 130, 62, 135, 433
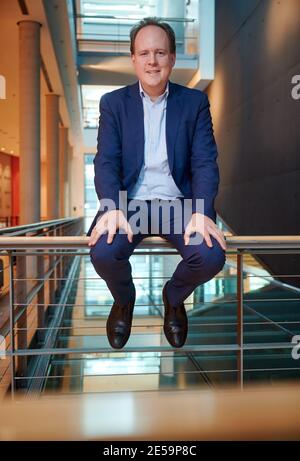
0, 235, 300, 249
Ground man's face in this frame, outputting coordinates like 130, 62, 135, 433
131, 25, 176, 93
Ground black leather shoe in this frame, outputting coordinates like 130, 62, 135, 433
162, 282, 188, 348
106, 300, 135, 349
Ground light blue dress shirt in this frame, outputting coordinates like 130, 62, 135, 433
128, 81, 183, 200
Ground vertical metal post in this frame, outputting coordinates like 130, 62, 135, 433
37, 248, 46, 344
61, 224, 66, 285
149, 253, 153, 307
56, 226, 62, 293
49, 228, 56, 308
15, 250, 27, 385
9, 252, 16, 399
237, 250, 244, 389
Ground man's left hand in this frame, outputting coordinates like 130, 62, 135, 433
184, 212, 226, 250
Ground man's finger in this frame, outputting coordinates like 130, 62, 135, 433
88, 226, 106, 246
209, 226, 227, 249
106, 223, 117, 244
216, 233, 227, 250
184, 227, 191, 245
204, 231, 213, 248
126, 223, 134, 243
215, 233, 227, 250
207, 226, 227, 250
106, 232, 116, 244
88, 228, 99, 246
119, 220, 133, 241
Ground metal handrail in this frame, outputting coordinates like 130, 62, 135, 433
0, 235, 300, 249
0, 217, 81, 237
76, 14, 196, 22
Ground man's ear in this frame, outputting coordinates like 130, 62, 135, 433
131, 53, 135, 64
171, 54, 176, 67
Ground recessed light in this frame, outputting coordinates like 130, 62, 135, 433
1, 147, 5, 151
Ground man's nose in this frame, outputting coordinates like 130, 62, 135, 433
148, 52, 158, 65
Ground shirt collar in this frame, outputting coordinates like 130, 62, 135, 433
139, 81, 169, 103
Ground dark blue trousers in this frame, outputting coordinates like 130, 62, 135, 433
90, 200, 226, 308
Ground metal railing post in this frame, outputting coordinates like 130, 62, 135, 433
37, 248, 46, 344
8, 252, 16, 399
237, 250, 244, 389
48, 228, 56, 308
15, 249, 28, 385
55, 226, 62, 294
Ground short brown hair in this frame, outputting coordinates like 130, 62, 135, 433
130, 17, 176, 54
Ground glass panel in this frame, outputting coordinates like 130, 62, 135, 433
82, 85, 123, 128
84, 153, 99, 233
77, 0, 199, 56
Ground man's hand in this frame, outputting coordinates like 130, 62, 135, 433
184, 212, 226, 250
88, 210, 133, 246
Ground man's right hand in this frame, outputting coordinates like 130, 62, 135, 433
88, 210, 133, 246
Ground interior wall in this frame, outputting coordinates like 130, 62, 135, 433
206, 0, 300, 285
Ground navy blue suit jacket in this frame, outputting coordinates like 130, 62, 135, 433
87, 80, 219, 236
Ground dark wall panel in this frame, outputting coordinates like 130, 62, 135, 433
206, 0, 300, 285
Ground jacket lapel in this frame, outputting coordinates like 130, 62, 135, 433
166, 81, 183, 173
127, 82, 145, 174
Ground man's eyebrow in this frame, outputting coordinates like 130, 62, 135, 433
137, 48, 168, 52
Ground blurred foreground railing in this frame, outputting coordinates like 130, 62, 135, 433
1, 382, 300, 440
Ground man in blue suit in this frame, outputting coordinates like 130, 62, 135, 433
88, 17, 226, 349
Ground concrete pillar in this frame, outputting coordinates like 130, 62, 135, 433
46, 94, 59, 220
59, 126, 68, 218
64, 141, 71, 217
68, 143, 73, 216
18, 20, 41, 224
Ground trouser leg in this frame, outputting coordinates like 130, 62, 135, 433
90, 231, 144, 307
161, 206, 226, 307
